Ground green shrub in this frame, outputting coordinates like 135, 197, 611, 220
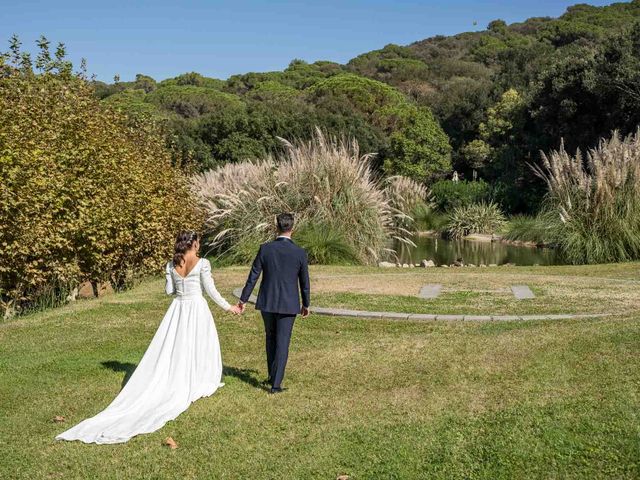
295, 223, 359, 265
431, 179, 492, 211
446, 202, 506, 239
193, 129, 426, 265
533, 129, 640, 264
0, 38, 202, 318
503, 215, 554, 244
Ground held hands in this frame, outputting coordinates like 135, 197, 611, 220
228, 304, 243, 315
230, 302, 308, 317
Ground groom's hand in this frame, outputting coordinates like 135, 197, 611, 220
237, 302, 246, 313
301, 306, 310, 318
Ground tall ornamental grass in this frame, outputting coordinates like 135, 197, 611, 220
533, 129, 640, 264
503, 215, 554, 244
193, 129, 428, 264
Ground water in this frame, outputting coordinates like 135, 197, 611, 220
394, 236, 564, 266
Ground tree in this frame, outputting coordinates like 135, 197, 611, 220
134, 73, 156, 93
0, 37, 202, 316
309, 74, 451, 181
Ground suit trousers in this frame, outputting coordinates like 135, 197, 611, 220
261, 311, 296, 389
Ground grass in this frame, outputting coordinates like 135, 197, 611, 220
502, 215, 554, 244
533, 128, 640, 264
193, 129, 427, 265
1, 264, 640, 479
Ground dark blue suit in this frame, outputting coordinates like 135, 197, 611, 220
240, 237, 310, 388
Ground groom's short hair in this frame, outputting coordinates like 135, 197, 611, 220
276, 213, 295, 233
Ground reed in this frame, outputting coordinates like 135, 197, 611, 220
532, 129, 640, 264
193, 128, 428, 264
503, 215, 553, 244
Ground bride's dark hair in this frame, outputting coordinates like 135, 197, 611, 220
173, 231, 199, 267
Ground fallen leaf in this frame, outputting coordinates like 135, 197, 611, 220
52, 416, 65, 423
162, 436, 178, 449
337, 475, 350, 480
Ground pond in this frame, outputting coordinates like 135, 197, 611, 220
393, 236, 565, 266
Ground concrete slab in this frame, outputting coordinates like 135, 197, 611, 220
511, 285, 535, 299
418, 284, 442, 299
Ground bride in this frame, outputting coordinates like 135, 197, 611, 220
56, 231, 241, 444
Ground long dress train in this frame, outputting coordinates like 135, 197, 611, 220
55, 258, 231, 444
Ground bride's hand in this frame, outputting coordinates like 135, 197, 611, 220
228, 304, 242, 315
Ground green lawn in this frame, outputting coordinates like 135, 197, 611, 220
1, 264, 639, 479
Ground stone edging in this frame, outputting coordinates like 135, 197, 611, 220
231, 288, 610, 322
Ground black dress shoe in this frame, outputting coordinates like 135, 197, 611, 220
269, 387, 285, 394
261, 378, 272, 387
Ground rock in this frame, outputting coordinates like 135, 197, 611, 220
441, 264, 449, 268
65, 287, 78, 302
378, 261, 396, 268
464, 233, 493, 242
410, 263, 417, 268
421, 259, 436, 268
453, 261, 463, 267
402, 263, 409, 268
467, 263, 476, 267
488, 263, 498, 267
479, 263, 487, 268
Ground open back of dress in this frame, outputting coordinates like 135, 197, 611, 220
56, 258, 230, 444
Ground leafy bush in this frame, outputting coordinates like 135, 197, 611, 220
0, 37, 202, 318
446, 202, 506, 239
533, 129, 640, 264
431, 179, 493, 211
193, 129, 426, 265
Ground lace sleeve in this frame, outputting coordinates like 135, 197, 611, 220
200, 259, 231, 311
165, 262, 175, 296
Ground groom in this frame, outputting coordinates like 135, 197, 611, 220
238, 213, 310, 394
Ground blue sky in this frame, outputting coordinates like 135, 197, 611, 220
2, 0, 617, 82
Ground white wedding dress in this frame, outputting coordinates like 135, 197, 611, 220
56, 258, 231, 444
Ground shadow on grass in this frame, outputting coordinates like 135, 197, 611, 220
223, 365, 270, 391
101, 360, 137, 389
99, 362, 268, 392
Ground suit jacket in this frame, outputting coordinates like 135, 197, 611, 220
240, 237, 310, 315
